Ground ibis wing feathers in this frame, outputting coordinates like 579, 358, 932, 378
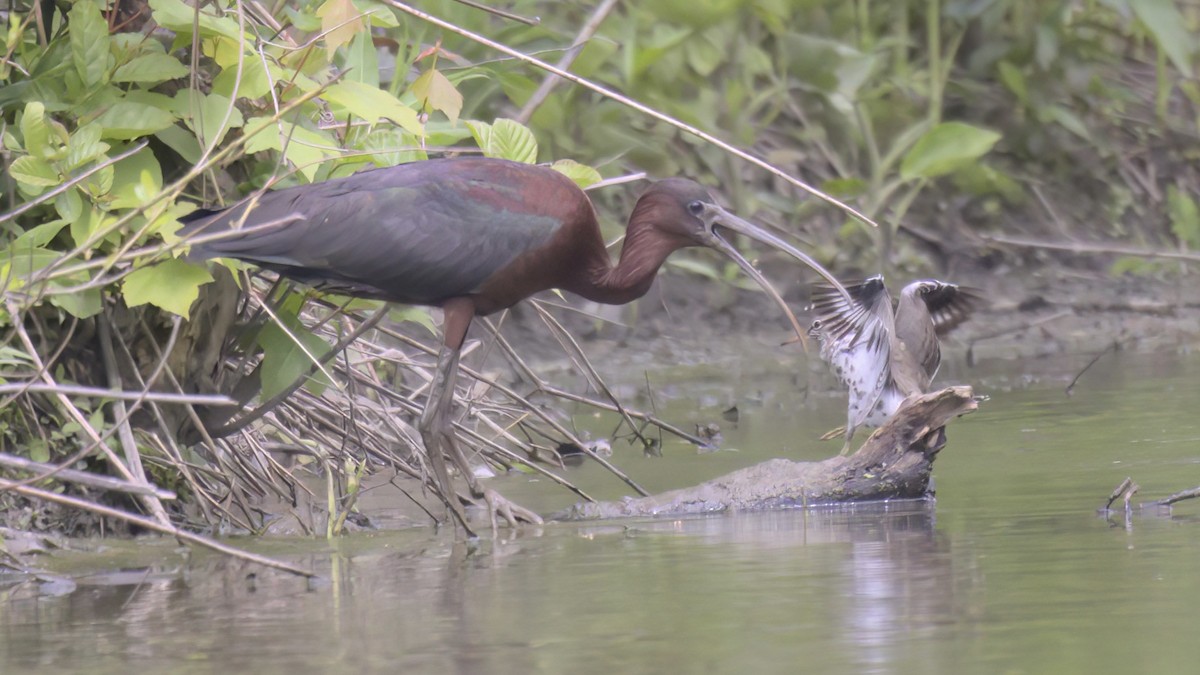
183, 160, 569, 306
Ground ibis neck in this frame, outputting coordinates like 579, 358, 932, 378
579, 223, 682, 305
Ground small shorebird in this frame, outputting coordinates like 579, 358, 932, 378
809, 276, 980, 454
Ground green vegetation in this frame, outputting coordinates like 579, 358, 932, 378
0, 0, 1194, 537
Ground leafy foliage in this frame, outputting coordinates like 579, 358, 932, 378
123, 259, 214, 318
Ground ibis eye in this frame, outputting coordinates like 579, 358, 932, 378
687, 200, 705, 216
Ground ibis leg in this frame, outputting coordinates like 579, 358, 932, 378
418, 298, 543, 536
418, 343, 476, 536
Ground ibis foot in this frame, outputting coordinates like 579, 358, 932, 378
475, 487, 543, 535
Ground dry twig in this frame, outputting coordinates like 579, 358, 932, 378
0, 478, 313, 577
1147, 486, 1200, 508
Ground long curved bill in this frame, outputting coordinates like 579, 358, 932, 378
702, 205, 852, 350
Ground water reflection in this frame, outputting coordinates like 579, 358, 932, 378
3, 505, 988, 675
4, 352, 1200, 673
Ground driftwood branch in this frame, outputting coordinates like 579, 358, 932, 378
1099, 478, 1199, 515
1100, 477, 1137, 512
1148, 486, 1200, 507
556, 386, 977, 520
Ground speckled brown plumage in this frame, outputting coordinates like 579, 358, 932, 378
809, 276, 981, 453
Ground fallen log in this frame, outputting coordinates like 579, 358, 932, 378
556, 386, 977, 520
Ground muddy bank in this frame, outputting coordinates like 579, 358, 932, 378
498, 262, 1200, 368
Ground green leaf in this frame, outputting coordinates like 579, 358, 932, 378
949, 164, 1025, 203
47, 118, 72, 147
55, 188, 84, 223
317, 0, 364, 58
361, 128, 425, 167
179, 91, 244, 149
1168, 186, 1200, 248
50, 286, 102, 319
67, 123, 108, 169
155, 124, 202, 164
1110, 256, 1162, 277
256, 297, 333, 399
878, 119, 933, 174
146, 202, 195, 244
212, 57, 274, 100
242, 116, 285, 155
900, 122, 1001, 181
1131, 0, 1194, 77
122, 259, 214, 318
684, 30, 724, 77
26, 439, 50, 464
997, 61, 1028, 108
112, 53, 190, 83
388, 307, 437, 336
323, 81, 422, 134
821, 177, 867, 198
466, 120, 492, 151
1047, 106, 1091, 141
0, 346, 37, 369
551, 159, 602, 188
356, 0, 399, 27
95, 101, 177, 140
109, 147, 164, 209
20, 102, 51, 158
666, 257, 721, 280
410, 67, 463, 125
12, 221, 70, 250
343, 28, 380, 88
149, 0, 244, 40
71, 208, 115, 248
281, 125, 339, 180
69, 0, 110, 88
284, 6, 323, 32
485, 118, 538, 163
421, 122, 472, 148
9, 155, 61, 188
83, 164, 114, 198
0, 248, 59, 291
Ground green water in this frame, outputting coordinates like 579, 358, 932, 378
3, 350, 1200, 674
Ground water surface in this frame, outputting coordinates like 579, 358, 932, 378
4, 350, 1200, 674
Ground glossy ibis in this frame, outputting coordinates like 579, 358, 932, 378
184, 157, 849, 535
809, 276, 980, 455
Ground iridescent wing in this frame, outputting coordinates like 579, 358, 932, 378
182, 158, 571, 306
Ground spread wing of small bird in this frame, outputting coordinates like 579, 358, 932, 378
182, 158, 576, 307
922, 282, 982, 336
809, 276, 895, 434
896, 280, 983, 386
809, 275, 982, 454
